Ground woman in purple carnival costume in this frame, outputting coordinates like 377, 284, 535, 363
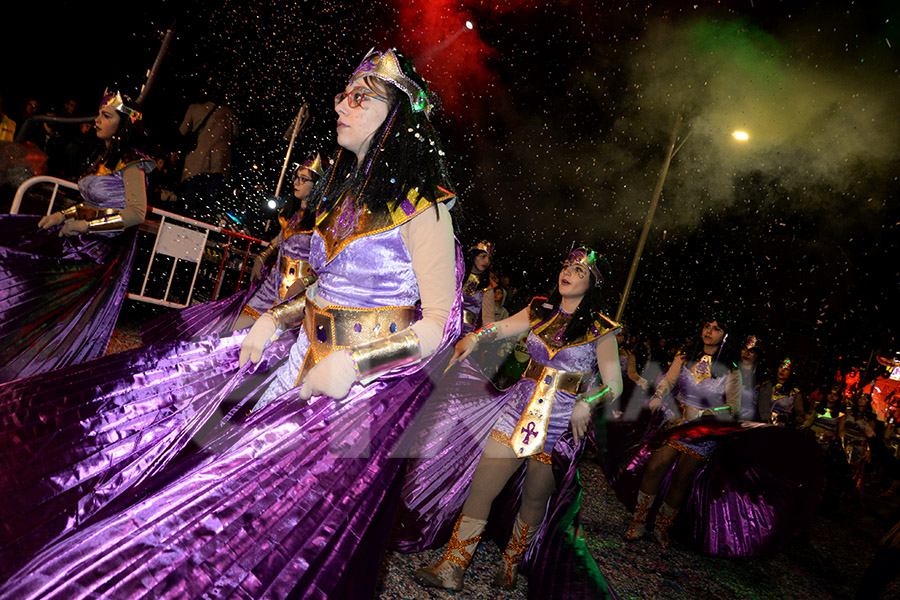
140, 154, 326, 344
460, 239, 496, 334
617, 315, 825, 556
412, 246, 622, 595
0, 89, 153, 381
0, 48, 461, 600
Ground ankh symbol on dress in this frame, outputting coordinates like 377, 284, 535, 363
521, 421, 539, 445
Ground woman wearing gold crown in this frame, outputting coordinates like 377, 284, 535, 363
0, 89, 153, 381
0, 49, 463, 600
139, 153, 327, 343
411, 246, 622, 594
461, 239, 496, 334
610, 315, 825, 557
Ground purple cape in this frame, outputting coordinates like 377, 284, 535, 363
0, 214, 137, 382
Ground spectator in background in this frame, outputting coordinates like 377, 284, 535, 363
179, 91, 237, 223
0, 94, 16, 141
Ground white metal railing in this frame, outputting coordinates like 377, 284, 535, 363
10, 176, 80, 215
130, 207, 267, 309
11, 176, 268, 309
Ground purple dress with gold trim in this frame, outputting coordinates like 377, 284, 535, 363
0, 152, 152, 381
392, 297, 621, 599
461, 272, 492, 334
242, 209, 314, 318
609, 357, 825, 557
0, 185, 463, 600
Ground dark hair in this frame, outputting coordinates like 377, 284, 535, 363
816, 382, 845, 415
770, 357, 799, 392
88, 96, 148, 175
308, 53, 455, 225
280, 164, 321, 229
465, 248, 492, 289
683, 311, 738, 378
533, 265, 610, 345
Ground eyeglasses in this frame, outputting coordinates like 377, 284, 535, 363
293, 174, 313, 184
334, 88, 390, 109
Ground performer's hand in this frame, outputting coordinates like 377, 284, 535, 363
649, 395, 663, 412
38, 212, 65, 229
298, 350, 357, 401
571, 400, 592, 445
59, 219, 88, 237
450, 334, 477, 365
637, 377, 649, 391
240, 313, 278, 366
250, 256, 266, 283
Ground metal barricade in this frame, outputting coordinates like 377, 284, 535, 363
10, 176, 267, 310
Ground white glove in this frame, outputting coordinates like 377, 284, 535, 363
59, 219, 88, 237
38, 212, 65, 229
239, 313, 278, 366
298, 350, 358, 401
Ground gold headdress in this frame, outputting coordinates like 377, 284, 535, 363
100, 88, 142, 123
563, 246, 605, 288
300, 153, 327, 178
350, 48, 432, 117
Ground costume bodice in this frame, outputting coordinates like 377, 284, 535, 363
524, 297, 618, 373
771, 384, 799, 414
674, 356, 730, 410
812, 407, 843, 434
77, 150, 153, 210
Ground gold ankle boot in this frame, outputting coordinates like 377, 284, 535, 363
626, 490, 655, 540
413, 514, 487, 591
652, 502, 679, 549
493, 515, 538, 589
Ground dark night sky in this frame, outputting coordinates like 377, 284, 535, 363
3, 0, 898, 381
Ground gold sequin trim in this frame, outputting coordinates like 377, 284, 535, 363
241, 305, 262, 320
664, 440, 711, 462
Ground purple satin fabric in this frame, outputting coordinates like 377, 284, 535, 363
0, 245, 464, 600
609, 417, 825, 557
140, 275, 264, 344
0, 331, 295, 580
0, 214, 137, 382
78, 172, 129, 210
245, 231, 312, 314
310, 225, 420, 308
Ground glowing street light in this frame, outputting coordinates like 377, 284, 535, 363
733, 130, 749, 141
465, 20, 474, 30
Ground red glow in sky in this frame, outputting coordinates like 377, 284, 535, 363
388, 0, 538, 119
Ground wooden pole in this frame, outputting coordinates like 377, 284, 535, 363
615, 114, 683, 322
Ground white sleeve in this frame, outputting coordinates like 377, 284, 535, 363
400, 202, 456, 358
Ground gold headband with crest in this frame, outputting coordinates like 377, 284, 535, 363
100, 88, 142, 123
563, 247, 604, 287
350, 48, 432, 117
471, 240, 494, 257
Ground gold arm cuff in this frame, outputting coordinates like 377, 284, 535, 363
86, 214, 126, 233
349, 328, 422, 381
258, 243, 278, 262
61, 205, 81, 219
269, 295, 307, 332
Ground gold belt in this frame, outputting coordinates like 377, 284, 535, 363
678, 401, 732, 421
522, 360, 591, 395
296, 297, 416, 384
278, 256, 313, 301
463, 309, 477, 326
